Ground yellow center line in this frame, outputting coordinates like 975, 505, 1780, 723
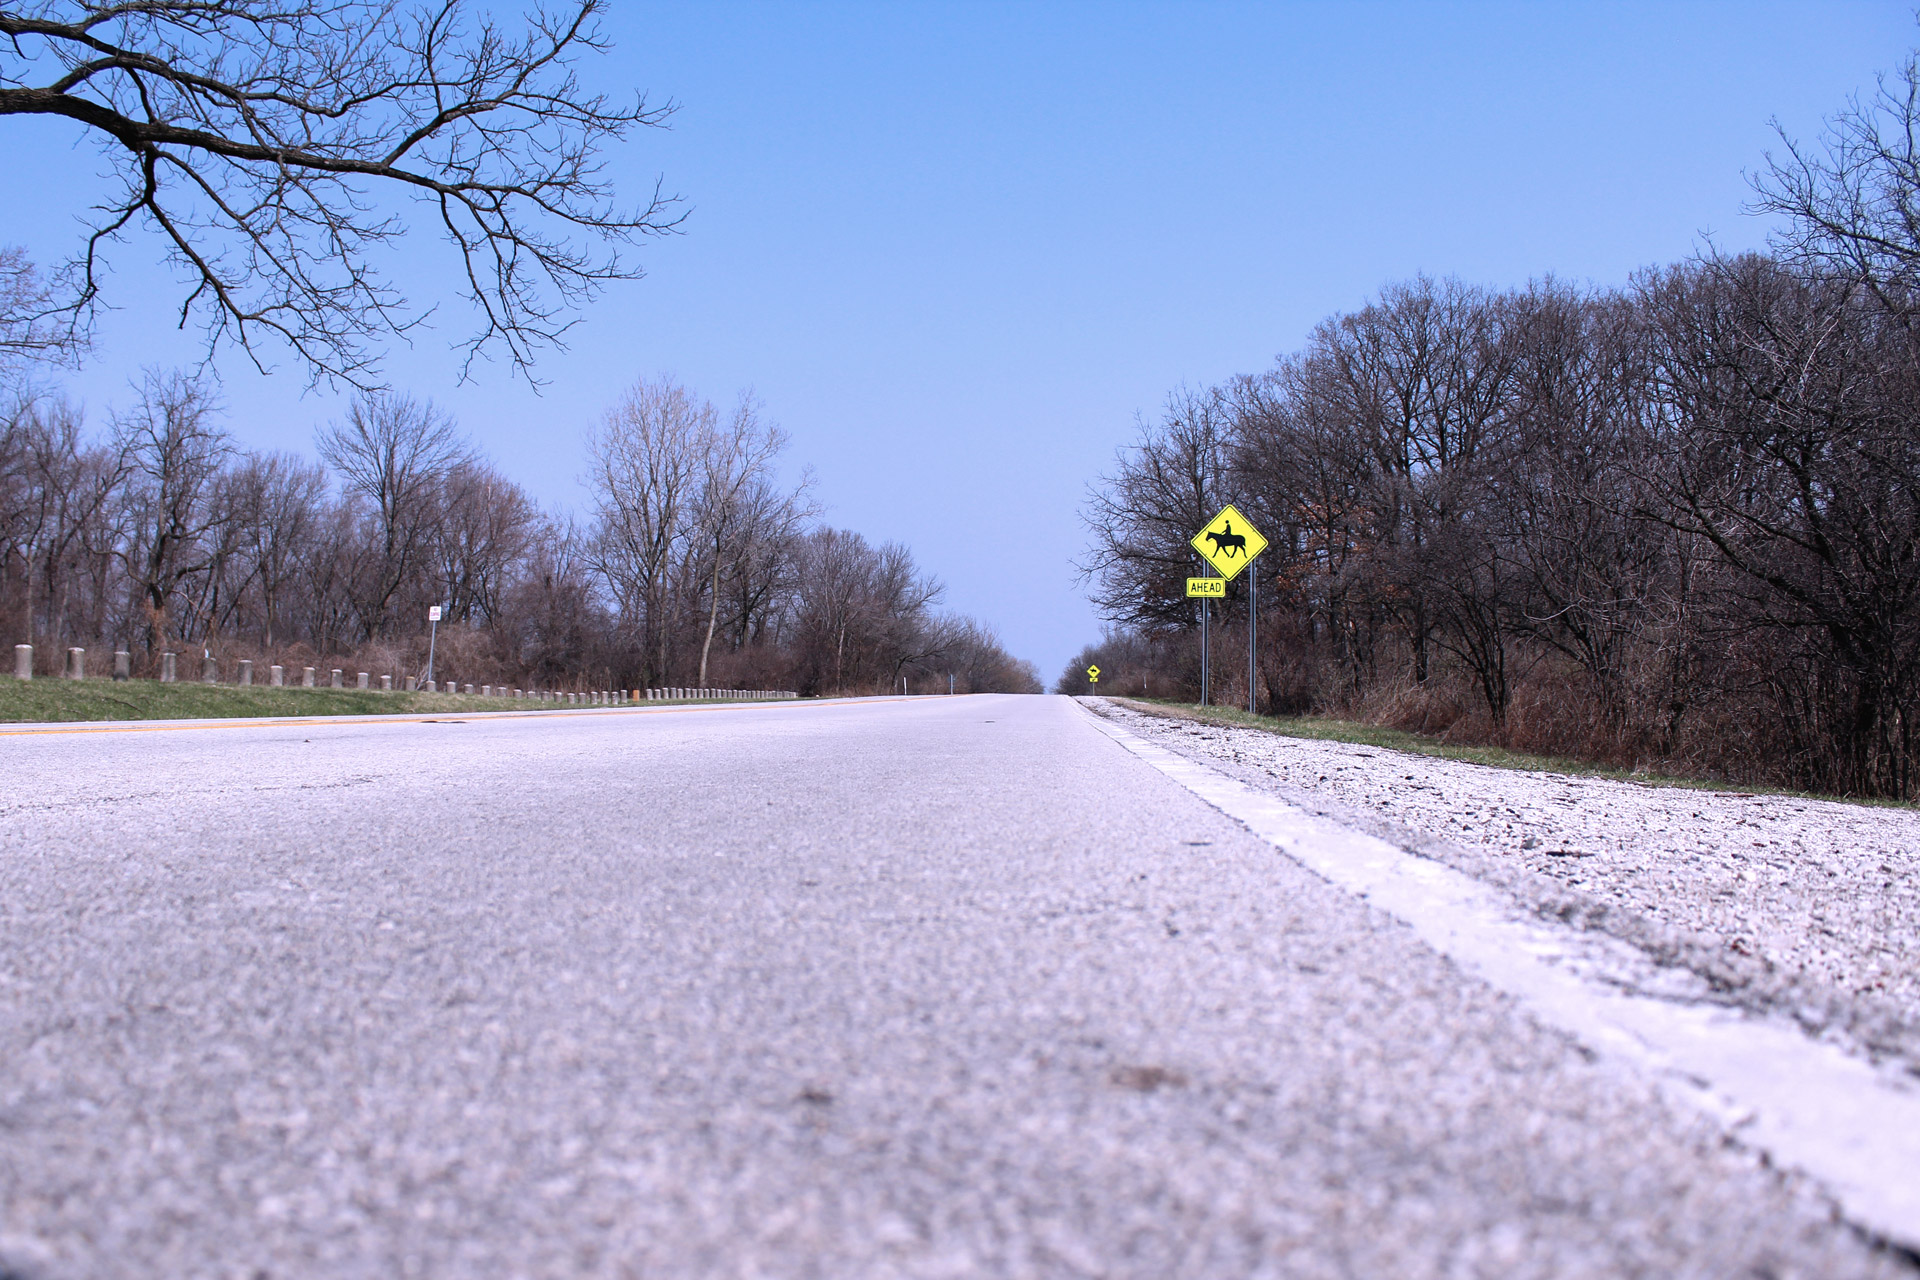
0, 696, 924, 739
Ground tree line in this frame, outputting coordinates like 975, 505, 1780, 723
1, 372, 1040, 696
0, 2, 1038, 697
1073, 52, 1920, 799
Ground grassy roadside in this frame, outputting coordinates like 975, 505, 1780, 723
0, 678, 647, 723
1096, 695, 1911, 807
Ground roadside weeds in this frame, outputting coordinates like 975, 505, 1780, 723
1103, 696, 1915, 811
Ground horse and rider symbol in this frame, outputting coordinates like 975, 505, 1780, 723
1204, 521, 1248, 560
1190, 505, 1268, 580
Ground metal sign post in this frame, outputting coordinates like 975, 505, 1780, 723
1200, 578, 1209, 706
1189, 505, 1269, 715
1187, 571, 1225, 706
1248, 560, 1257, 714
426, 604, 442, 684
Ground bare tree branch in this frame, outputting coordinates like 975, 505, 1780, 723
0, 0, 681, 386
1752, 52, 1920, 317
0, 245, 83, 372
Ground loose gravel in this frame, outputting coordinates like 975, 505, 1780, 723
1092, 699, 1920, 1074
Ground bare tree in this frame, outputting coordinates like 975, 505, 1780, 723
722, 469, 813, 650
1077, 387, 1230, 632
0, 392, 123, 657
1753, 52, 1920, 312
317, 392, 469, 638
0, 363, 1028, 703
294, 487, 367, 656
1052, 628, 1169, 697
434, 459, 536, 624
498, 514, 600, 687
0, 0, 680, 385
0, 247, 76, 373
586, 377, 709, 685
1496, 283, 1681, 745
1227, 360, 1384, 700
1074, 244, 1920, 795
115, 368, 228, 652
224, 451, 328, 646
689, 395, 796, 690
786, 528, 943, 695
927, 616, 1039, 694
1639, 255, 1920, 796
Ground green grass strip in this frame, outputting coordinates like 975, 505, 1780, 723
0, 678, 639, 723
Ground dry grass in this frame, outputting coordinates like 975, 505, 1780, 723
1097, 696, 1913, 809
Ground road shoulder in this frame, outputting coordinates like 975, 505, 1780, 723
1074, 696, 1920, 1255
1083, 696, 1920, 1075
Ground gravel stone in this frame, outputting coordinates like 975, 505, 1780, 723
1091, 698, 1920, 1072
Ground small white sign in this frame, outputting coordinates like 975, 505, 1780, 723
428, 605, 442, 622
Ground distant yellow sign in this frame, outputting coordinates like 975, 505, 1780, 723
1186, 577, 1226, 598
1190, 505, 1268, 580
1086, 664, 1100, 683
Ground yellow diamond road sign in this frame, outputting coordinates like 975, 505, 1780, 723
1191, 505, 1268, 580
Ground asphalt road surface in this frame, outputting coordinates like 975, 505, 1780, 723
0, 694, 1907, 1278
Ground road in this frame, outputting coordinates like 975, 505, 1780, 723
0, 694, 1905, 1278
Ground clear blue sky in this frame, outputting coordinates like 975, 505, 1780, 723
2, 1, 1913, 682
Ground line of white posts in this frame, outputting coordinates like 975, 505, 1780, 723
643, 688, 797, 702
11, 645, 799, 705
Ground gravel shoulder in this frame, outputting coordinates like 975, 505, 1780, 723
1090, 697, 1920, 1075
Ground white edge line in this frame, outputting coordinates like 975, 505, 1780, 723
1076, 702, 1920, 1251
